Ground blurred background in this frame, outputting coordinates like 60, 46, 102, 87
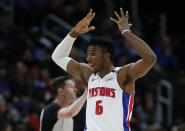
0, 0, 185, 131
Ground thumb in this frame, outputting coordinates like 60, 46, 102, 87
88, 26, 95, 31
128, 23, 132, 27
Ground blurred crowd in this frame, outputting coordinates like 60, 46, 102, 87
0, 0, 185, 131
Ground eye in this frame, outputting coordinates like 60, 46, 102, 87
87, 51, 96, 57
91, 52, 96, 56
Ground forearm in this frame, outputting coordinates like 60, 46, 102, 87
68, 89, 87, 116
58, 89, 87, 119
52, 33, 76, 59
51, 33, 77, 70
123, 31, 156, 62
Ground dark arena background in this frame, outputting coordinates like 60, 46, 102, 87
0, 0, 185, 131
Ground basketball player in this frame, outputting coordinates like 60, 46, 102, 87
52, 8, 157, 131
40, 76, 87, 131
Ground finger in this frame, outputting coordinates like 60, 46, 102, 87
125, 11, 129, 21
128, 23, 132, 27
88, 12, 95, 22
110, 17, 118, 23
120, 8, 124, 18
88, 26, 95, 31
115, 11, 121, 20
85, 9, 92, 18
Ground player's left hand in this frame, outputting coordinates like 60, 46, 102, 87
110, 8, 132, 33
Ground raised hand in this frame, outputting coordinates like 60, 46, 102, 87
110, 8, 132, 34
73, 9, 95, 35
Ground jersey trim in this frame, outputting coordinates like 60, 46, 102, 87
122, 92, 134, 131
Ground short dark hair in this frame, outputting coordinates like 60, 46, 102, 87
88, 37, 114, 61
51, 75, 71, 95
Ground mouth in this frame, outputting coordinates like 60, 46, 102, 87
88, 63, 95, 70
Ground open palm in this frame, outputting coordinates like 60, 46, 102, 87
73, 9, 95, 34
110, 8, 132, 33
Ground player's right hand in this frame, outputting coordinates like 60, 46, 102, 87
72, 9, 95, 35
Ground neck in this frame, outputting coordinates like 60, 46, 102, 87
98, 63, 114, 78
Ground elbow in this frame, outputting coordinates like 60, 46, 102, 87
51, 53, 57, 62
51, 52, 61, 64
149, 53, 157, 65
67, 110, 76, 118
144, 53, 157, 66
65, 107, 77, 118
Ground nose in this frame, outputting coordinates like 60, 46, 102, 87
86, 56, 90, 63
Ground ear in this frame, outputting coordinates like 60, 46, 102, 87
104, 53, 111, 61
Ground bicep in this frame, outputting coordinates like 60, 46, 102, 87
117, 59, 153, 94
67, 59, 92, 83
129, 59, 154, 80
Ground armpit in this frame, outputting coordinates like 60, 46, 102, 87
123, 74, 132, 85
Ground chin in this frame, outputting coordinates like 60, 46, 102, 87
91, 69, 96, 73
72, 96, 76, 101
91, 67, 98, 73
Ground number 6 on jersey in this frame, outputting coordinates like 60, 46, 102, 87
95, 100, 103, 115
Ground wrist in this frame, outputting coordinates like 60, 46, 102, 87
122, 29, 130, 35
120, 25, 131, 35
69, 28, 80, 38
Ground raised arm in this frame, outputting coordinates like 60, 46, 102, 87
110, 8, 157, 92
57, 88, 87, 119
52, 9, 95, 83
121, 30, 157, 79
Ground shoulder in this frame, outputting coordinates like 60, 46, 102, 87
117, 63, 134, 77
45, 103, 60, 110
43, 103, 60, 116
40, 103, 61, 131
79, 63, 93, 84
116, 64, 129, 76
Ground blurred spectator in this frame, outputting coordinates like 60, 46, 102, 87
0, 61, 12, 99
153, 35, 178, 77
172, 122, 185, 131
173, 69, 185, 122
27, 101, 41, 131
135, 89, 162, 131
32, 67, 52, 103
0, 95, 21, 127
27, 26, 52, 62
11, 61, 32, 97
0, 122, 12, 131
0, 2, 12, 34
22, 48, 36, 67
14, 121, 27, 131
10, 27, 30, 62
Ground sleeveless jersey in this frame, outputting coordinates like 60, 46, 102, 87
86, 67, 134, 131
